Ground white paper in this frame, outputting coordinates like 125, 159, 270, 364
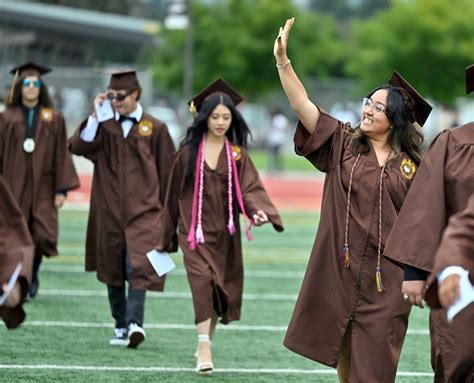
94, 99, 114, 122
447, 269, 474, 321
0, 263, 23, 306
146, 250, 176, 277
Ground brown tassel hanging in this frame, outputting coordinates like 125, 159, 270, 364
376, 266, 385, 292
341, 244, 350, 268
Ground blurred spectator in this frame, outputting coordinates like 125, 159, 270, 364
331, 102, 359, 127
266, 107, 289, 171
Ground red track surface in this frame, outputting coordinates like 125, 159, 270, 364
67, 174, 324, 212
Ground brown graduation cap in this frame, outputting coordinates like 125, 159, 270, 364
389, 71, 432, 126
465, 64, 474, 95
188, 78, 244, 116
9, 61, 52, 78
105, 69, 140, 90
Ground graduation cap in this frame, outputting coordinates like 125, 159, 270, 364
9, 61, 51, 78
104, 69, 140, 90
188, 78, 244, 116
389, 71, 432, 127
465, 64, 474, 95
8, 61, 51, 104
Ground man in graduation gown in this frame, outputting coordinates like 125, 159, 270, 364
69, 69, 176, 348
0, 175, 34, 329
384, 65, 474, 382
424, 195, 474, 382
0, 62, 80, 298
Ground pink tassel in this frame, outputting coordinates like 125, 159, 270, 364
227, 219, 236, 235
196, 224, 205, 244
245, 229, 254, 241
187, 229, 196, 250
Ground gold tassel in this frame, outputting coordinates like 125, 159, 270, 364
376, 266, 385, 293
189, 100, 197, 119
8, 69, 19, 104
341, 245, 350, 269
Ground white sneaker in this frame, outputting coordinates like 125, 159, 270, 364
127, 323, 146, 348
109, 327, 129, 346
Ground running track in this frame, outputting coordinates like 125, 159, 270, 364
66, 174, 324, 211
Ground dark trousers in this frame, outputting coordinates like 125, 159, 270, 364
107, 250, 146, 329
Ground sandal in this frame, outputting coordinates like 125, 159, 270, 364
196, 334, 213, 375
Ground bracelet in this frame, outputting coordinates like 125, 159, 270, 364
276, 59, 291, 69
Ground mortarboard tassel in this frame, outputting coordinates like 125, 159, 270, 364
8, 70, 19, 104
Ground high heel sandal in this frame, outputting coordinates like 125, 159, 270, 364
196, 334, 213, 375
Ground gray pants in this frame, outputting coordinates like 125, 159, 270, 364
107, 250, 146, 329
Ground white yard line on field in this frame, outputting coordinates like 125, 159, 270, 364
0, 364, 434, 377
38, 289, 299, 301
20, 320, 429, 335
41, 265, 305, 279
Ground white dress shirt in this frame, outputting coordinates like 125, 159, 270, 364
80, 103, 143, 142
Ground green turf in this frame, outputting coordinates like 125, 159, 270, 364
247, 149, 318, 173
1, 210, 433, 382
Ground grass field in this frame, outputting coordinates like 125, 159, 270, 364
1, 209, 434, 382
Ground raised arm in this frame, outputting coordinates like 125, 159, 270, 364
274, 18, 320, 133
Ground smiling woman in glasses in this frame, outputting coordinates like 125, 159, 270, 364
0, 62, 79, 299
274, 18, 432, 382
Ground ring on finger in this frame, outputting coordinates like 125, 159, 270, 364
403, 293, 409, 301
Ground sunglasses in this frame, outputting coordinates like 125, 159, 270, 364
23, 79, 41, 88
107, 91, 132, 102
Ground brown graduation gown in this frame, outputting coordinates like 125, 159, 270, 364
0, 175, 34, 329
283, 109, 415, 381
424, 194, 474, 382
384, 123, 474, 380
156, 145, 283, 324
0, 106, 79, 257
69, 113, 176, 291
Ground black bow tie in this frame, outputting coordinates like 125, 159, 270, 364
118, 115, 138, 123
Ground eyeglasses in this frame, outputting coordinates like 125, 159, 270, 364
362, 97, 387, 115
23, 79, 41, 88
107, 91, 132, 102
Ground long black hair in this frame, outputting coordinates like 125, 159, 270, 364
180, 93, 252, 181
351, 85, 424, 164
6, 77, 53, 108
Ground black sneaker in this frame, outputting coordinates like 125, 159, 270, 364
127, 323, 146, 348
109, 327, 129, 346
29, 276, 39, 298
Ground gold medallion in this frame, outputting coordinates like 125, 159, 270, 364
138, 119, 153, 136
40, 108, 53, 122
400, 158, 416, 179
231, 145, 241, 161
23, 138, 35, 153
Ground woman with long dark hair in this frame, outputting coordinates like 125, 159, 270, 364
274, 18, 431, 381
156, 79, 283, 375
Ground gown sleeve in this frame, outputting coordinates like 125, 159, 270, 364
238, 149, 283, 232
384, 130, 450, 272
294, 107, 350, 173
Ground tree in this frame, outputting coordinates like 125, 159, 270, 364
347, 0, 474, 105
147, 0, 347, 100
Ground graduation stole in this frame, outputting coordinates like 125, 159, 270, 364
187, 135, 253, 251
